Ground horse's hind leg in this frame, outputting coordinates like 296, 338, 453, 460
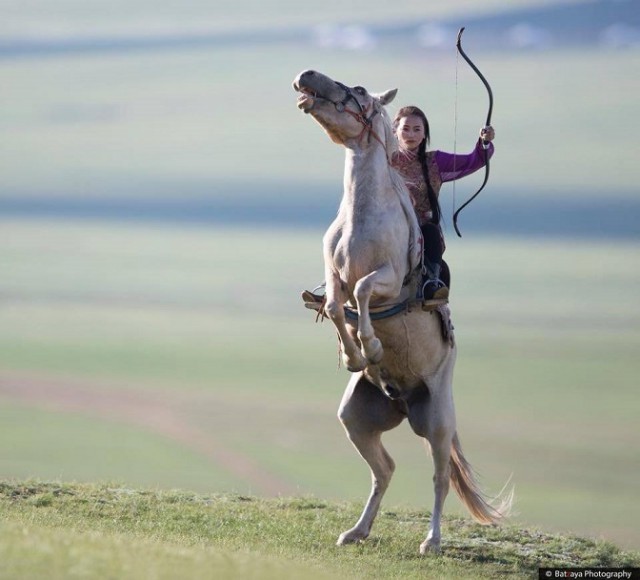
407, 363, 456, 554
337, 373, 405, 545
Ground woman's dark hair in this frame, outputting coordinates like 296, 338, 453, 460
393, 106, 441, 225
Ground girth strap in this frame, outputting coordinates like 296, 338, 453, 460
344, 300, 409, 322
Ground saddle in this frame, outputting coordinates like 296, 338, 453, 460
301, 289, 453, 347
301, 281, 448, 317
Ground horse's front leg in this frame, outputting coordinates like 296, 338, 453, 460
325, 272, 367, 372
353, 266, 400, 364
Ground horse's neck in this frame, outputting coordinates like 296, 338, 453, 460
339, 141, 422, 275
341, 146, 393, 218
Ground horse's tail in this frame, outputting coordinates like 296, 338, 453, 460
449, 432, 514, 525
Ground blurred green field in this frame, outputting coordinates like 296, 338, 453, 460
1, 218, 638, 549
1, 39, 638, 199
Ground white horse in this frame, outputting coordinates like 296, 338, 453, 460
293, 70, 511, 554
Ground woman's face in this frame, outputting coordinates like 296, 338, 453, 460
395, 114, 425, 151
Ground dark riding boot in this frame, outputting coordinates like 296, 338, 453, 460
420, 222, 448, 304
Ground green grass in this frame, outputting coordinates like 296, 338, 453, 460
1, 218, 639, 551
0, 524, 326, 580
0, 481, 638, 580
0, 485, 330, 580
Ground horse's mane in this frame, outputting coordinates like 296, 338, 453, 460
376, 99, 422, 273
375, 103, 405, 194
377, 102, 399, 161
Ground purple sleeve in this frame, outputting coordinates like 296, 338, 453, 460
434, 140, 494, 183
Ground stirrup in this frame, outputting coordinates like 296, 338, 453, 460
420, 279, 449, 299
420, 279, 449, 310
301, 285, 326, 312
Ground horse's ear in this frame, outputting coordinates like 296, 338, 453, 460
376, 88, 398, 106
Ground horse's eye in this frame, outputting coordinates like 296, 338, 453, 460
354, 86, 367, 95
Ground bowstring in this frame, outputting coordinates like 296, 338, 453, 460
452, 40, 460, 228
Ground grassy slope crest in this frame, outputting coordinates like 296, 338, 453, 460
1, 481, 638, 580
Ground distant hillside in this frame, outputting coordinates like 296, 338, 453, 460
1, 0, 637, 57
1, 189, 639, 240
376, 0, 640, 51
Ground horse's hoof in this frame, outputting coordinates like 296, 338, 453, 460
419, 538, 441, 555
364, 338, 383, 365
346, 362, 367, 373
343, 358, 367, 373
337, 529, 368, 545
344, 352, 367, 372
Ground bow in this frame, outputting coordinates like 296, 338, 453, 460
453, 27, 494, 238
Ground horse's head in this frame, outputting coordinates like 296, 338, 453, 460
293, 70, 397, 150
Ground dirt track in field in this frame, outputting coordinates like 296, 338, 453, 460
0, 370, 298, 496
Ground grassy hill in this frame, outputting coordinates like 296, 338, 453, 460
1, 480, 638, 580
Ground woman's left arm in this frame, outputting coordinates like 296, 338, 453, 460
435, 125, 495, 183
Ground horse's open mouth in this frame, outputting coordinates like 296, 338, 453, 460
294, 82, 320, 100
296, 86, 317, 97
294, 84, 320, 113
293, 71, 343, 115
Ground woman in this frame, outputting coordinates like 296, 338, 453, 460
302, 105, 495, 309
392, 105, 495, 300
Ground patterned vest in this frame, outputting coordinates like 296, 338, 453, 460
391, 149, 442, 226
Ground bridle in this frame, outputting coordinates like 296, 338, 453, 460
329, 81, 387, 149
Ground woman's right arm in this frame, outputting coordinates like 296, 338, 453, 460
435, 139, 494, 183
435, 125, 495, 183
